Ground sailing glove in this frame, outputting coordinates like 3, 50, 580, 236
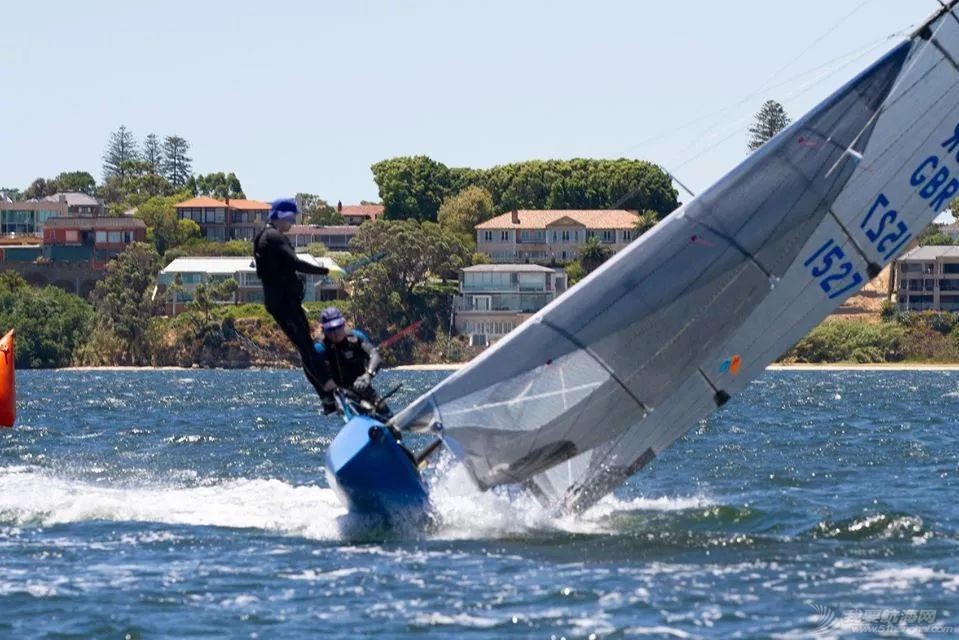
353, 373, 372, 393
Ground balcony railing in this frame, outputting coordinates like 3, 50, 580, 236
455, 293, 554, 313
461, 285, 552, 294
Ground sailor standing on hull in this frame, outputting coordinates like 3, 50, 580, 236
253, 198, 337, 414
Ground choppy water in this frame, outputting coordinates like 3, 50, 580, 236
1, 369, 957, 638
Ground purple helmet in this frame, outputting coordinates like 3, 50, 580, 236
320, 307, 346, 331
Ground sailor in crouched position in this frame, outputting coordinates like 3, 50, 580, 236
314, 307, 392, 419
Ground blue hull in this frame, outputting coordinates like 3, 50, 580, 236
325, 415, 430, 521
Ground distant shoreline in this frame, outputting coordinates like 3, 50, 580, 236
767, 363, 959, 371
51, 362, 959, 372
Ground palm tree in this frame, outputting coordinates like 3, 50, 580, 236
579, 236, 613, 274
634, 210, 660, 237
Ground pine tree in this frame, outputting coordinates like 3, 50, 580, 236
143, 134, 162, 173
161, 135, 192, 188
747, 100, 791, 151
102, 125, 140, 181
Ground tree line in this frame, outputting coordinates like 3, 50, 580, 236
371, 156, 680, 223
11, 126, 246, 215
102, 126, 192, 187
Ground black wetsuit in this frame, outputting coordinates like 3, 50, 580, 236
315, 329, 389, 413
253, 224, 332, 399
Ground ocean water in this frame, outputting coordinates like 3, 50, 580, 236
0, 368, 957, 639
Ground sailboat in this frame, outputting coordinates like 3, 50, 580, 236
329, 2, 959, 519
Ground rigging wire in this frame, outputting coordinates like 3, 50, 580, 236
618, 6, 901, 157
667, 38, 910, 174
665, 34, 902, 172
611, 2, 925, 198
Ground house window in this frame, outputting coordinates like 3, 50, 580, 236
520, 230, 545, 243
95, 231, 107, 243
108, 231, 121, 243
500, 231, 510, 242
473, 295, 491, 311
123, 231, 133, 243
622, 230, 633, 242
602, 230, 615, 243
65, 230, 78, 242
561, 231, 571, 242
483, 231, 493, 242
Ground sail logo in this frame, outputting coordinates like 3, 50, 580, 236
719, 355, 741, 375
910, 122, 959, 214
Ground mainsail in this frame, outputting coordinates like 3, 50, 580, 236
392, 2, 959, 513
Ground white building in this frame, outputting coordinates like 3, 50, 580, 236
455, 264, 567, 346
156, 255, 344, 314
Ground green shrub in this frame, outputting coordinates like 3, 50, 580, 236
787, 321, 906, 363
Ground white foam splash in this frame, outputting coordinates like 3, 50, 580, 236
0, 465, 344, 540
0, 464, 714, 542
411, 611, 501, 629
424, 459, 715, 538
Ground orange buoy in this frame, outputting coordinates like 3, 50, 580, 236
0, 329, 14, 428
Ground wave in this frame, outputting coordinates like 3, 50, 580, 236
0, 464, 729, 544
10, 464, 935, 550
0, 465, 345, 540
810, 512, 933, 541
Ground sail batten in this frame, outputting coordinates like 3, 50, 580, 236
393, 4, 959, 512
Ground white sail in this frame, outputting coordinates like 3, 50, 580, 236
392, 2, 959, 512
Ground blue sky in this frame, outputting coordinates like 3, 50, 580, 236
0, 0, 944, 204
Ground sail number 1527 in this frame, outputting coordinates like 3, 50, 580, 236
803, 239, 864, 300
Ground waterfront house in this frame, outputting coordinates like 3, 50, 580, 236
894, 245, 959, 311
287, 225, 358, 251
174, 196, 271, 241
42, 217, 147, 267
474, 209, 640, 263
337, 203, 383, 226
0, 198, 68, 237
0, 217, 146, 296
42, 192, 104, 217
455, 264, 567, 346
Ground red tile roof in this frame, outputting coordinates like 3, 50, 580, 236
175, 196, 224, 208
229, 199, 269, 210
174, 197, 269, 210
339, 204, 383, 219
476, 209, 640, 230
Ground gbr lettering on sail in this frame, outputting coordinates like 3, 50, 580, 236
804, 122, 959, 299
